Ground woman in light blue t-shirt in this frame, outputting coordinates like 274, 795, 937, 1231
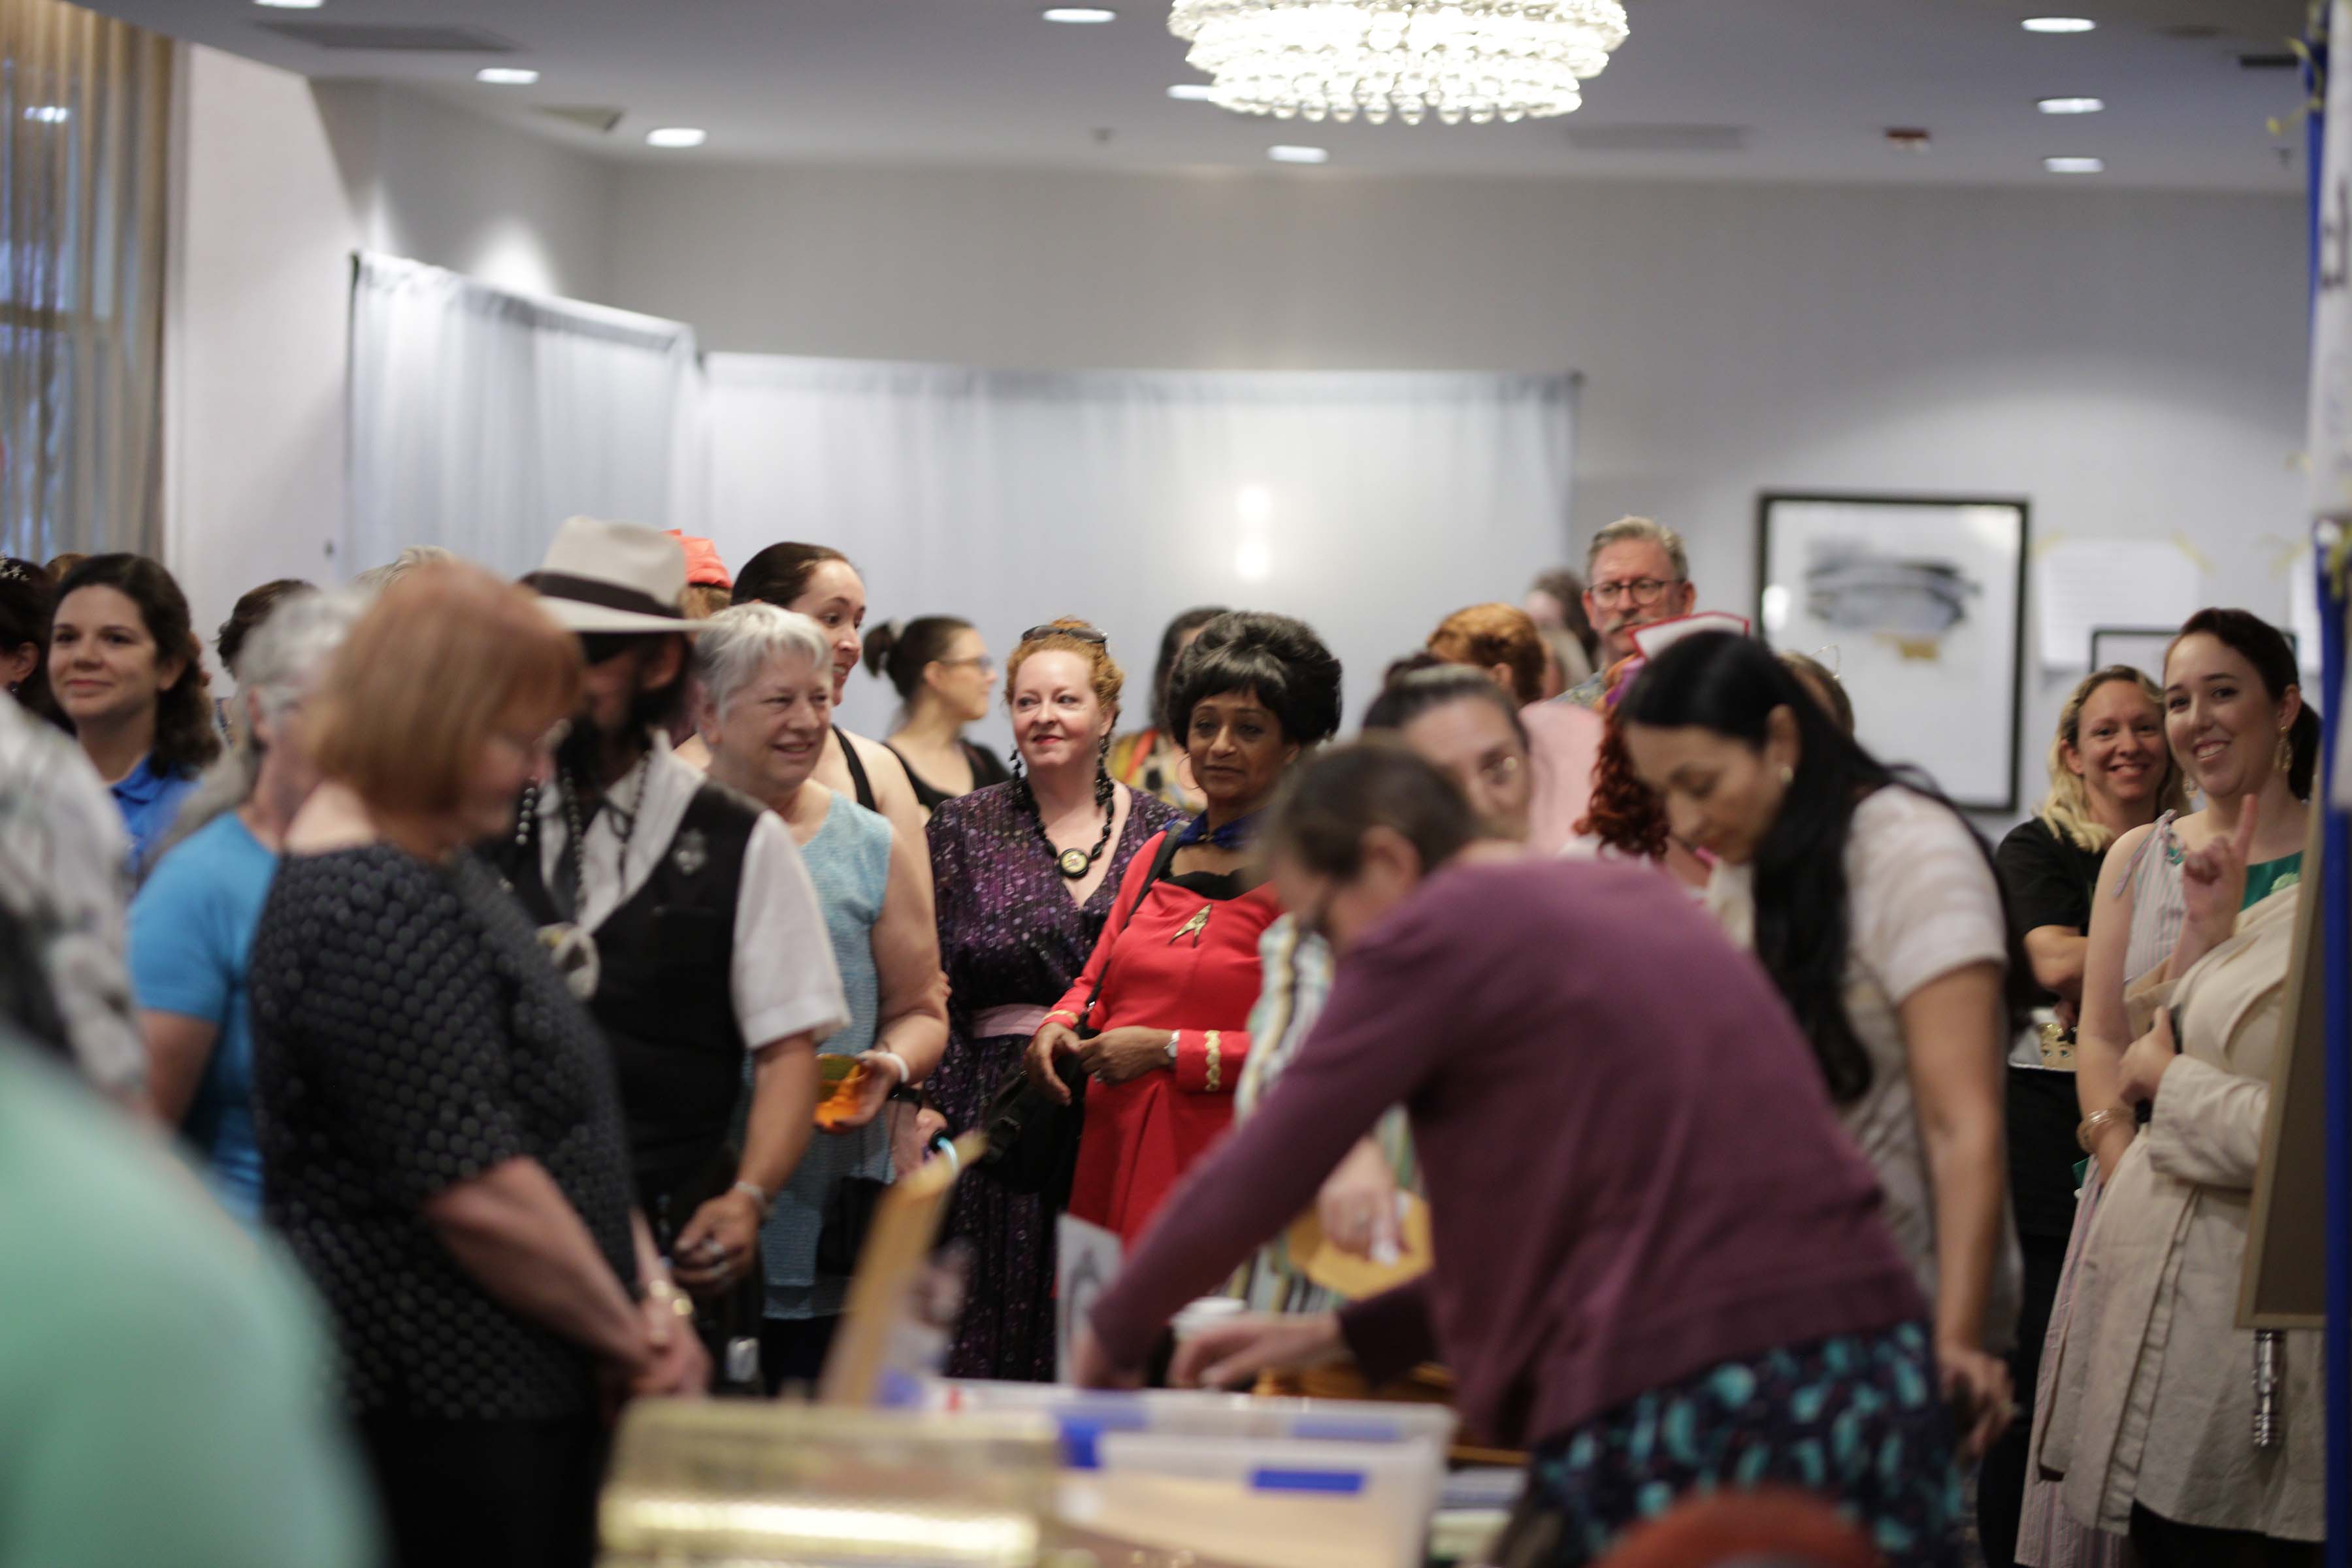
129, 591, 363, 1224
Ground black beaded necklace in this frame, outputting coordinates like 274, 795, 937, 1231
1021, 766, 1117, 880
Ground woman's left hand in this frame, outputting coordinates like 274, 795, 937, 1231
1077, 1027, 1174, 1086
2117, 1009, 2178, 1108
1936, 1339, 2014, 1462
821, 1053, 901, 1133
670, 1188, 762, 1295
2180, 794, 2259, 948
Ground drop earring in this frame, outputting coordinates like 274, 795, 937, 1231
2275, 728, 2294, 778
1778, 764, 1795, 787
1009, 745, 1025, 784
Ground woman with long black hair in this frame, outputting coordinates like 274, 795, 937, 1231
1619, 631, 2027, 1461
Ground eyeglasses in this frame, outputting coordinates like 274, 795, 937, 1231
1021, 623, 1107, 645
1588, 577, 1682, 609
936, 656, 998, 676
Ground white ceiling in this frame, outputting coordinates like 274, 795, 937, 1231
91, 0, 2310, 189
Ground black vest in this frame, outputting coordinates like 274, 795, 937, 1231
500, 780, 760, 1201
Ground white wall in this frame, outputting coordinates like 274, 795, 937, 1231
606, 165, 2310, 816
163, 44, 615, 657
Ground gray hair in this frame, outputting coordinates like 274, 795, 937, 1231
694, 602, 833, 717
1585, 515, 1690, 581
352, 545, 456, 594
164, 588, 371, 851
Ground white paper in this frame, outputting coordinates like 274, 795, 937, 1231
1055, 1213, 1123, 1386
2311, 0, 2352, 514
2034, 538, 2201, 673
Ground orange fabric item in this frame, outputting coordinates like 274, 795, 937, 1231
663, 531, 732, 587
1049, 830, 1277, 1246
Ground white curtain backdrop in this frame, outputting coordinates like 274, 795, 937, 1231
347, 253, 704, 580
703, 354, 1577, 751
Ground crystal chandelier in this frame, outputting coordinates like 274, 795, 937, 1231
1168, 1, 1630, 126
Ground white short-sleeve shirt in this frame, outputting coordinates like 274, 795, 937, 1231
1708, 784, 2021, 1349
533, 743, 846, 1051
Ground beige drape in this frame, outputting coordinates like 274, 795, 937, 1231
0, 0, 170, 562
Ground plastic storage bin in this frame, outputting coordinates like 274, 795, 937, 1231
932, 1381, 1457, 1568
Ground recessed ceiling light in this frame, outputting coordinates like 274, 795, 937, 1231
2038, 96, 2104, 113
1168, 84, 1217, 101
21, 106, 68, 123
1041, 7, 1116, 21
253, 0, 323, 8
2021, 16, 2096, 32
1268, 144, 1328, 164
2045, 155, 2104, 172
476, 67, 540, 86
646, 127, 707, 148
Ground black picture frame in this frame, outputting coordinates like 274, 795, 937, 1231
1757, 491, 2031, 813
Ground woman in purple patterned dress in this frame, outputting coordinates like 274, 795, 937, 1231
926, 619, 1182, 1380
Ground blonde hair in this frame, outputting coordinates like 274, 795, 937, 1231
310, 563, 581, 817
2036, 665, 2189, 852
1006, 618, 1126, 719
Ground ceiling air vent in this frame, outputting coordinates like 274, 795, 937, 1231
537, 106, 625, 135
1563, 123, 1749, 153
254, 22, 519, 52
2238, 52, 2301, 69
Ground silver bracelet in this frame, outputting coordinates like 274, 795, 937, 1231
730, 1179, 772, 1218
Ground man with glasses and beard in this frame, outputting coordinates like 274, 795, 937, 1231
495, 518, 847, 1391
1558, 516, 1700, 710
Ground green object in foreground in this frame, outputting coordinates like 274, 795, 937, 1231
0, 1042, 376, 1568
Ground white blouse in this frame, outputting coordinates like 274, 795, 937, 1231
1707, 784, 2022, 1350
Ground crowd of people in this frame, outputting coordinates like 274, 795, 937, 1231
0, 512, 2328, 1568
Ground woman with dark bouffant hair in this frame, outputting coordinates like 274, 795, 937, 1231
1025, 610, 1341, 1247
1109, 606, 1227, 813
1619, 630, 2031, 1464
50, 555, 221, 871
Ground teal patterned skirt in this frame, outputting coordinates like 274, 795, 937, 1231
1492, 1320, 1963, 1567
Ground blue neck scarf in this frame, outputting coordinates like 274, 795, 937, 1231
1174, 809, 1261, 851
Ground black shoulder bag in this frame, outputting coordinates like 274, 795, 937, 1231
977, 829, 1182, 1210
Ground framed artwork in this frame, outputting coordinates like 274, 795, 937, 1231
1757, 492, 2029, 813
2088, 627, 2180, 682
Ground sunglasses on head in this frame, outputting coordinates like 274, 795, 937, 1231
1022, 623, 1107, 645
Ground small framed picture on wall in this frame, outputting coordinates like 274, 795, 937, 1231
1757, 492, 2029, 813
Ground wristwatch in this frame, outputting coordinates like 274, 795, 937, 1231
1163, 1032, 1179, 1068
